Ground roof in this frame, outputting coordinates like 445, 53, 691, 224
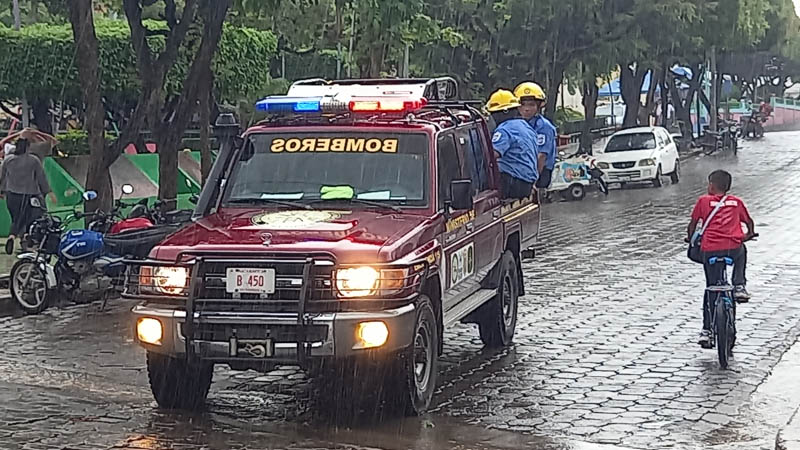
611, 126, 662, 136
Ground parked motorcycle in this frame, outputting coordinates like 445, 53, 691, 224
8, 184, 175, 314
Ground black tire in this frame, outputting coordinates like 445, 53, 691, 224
398, 294, 438, 415
652, 166, 663, 188
565, 184, 586, 201
10, 259, 50, 315
478, 251, 519, 348
147, 352, 213, 410
669, 160, 680, 184
715, 301, 730, 369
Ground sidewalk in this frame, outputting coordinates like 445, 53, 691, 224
778, 408, 800, 450
0, 252, 13, 300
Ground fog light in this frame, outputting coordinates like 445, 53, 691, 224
642, 170, 652, 177
356, 321, 389, 349
137, 318, 163, 345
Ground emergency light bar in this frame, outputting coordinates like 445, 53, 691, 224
255, 95, 427, 115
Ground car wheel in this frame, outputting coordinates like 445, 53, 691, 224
652, 165, 663, 188
565, 184, 586, 201
669, 160, 680, 184
478, 251, 519, 347
398, 294, 438, 415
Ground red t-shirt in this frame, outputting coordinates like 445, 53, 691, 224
691, 194, 752, 251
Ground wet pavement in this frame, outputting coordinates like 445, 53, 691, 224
2, 133, 800, 449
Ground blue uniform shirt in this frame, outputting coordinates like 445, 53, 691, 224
529, 115, 557, 170
492, 118, 539, 184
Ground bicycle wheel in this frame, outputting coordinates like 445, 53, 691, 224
715, 300, 730, 368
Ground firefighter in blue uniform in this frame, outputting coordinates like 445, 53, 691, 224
515, 82, 557, 189
485, 89, 539, 200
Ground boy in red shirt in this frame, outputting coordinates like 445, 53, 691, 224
687, 170, 755, 347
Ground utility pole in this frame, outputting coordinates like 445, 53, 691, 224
402, 44, 409, 78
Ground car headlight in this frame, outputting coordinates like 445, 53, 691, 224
639, 159, 656, 166
335, 266, 412, 298
596, 162, 609, 170
139, 266, 189, 296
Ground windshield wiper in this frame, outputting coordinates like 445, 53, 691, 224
227, 198, 314, 210
308, 197, 402, 213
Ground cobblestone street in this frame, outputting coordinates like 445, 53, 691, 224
1, 133, 800, 449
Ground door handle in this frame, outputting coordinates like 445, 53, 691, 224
493, 210, 500, 218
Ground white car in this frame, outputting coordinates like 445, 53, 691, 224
595, 127, 680, 187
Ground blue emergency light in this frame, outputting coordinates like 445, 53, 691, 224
256, 96, 322, 113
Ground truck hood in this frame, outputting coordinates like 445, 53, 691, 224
151, 208, 432, 263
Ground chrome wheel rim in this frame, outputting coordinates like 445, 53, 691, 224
502, 274, 514, 328
13, 262, 47, 310
413, 318, 433, 392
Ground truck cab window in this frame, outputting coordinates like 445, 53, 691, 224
437, 134, 462, 209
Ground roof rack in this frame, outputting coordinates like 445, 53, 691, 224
288, 77, 459, 101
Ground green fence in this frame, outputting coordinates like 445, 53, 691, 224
0, 151, 209, 237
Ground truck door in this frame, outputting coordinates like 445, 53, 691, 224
456, 126, 503, 283
437, 132, 480, 313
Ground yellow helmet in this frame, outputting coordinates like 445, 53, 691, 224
486, 89, 520, 112
514, 82, 546, 102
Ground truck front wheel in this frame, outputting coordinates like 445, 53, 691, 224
478, 251, 519, 347
397, 294, 439, 415
146, 351, 213, 410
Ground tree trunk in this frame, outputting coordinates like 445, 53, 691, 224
155, 0, 230, 209
30, 98, 52, 135
580, 79, 599, 154
620, 63, 647, 128
68, 0, 113, 211
545, 63, 565, 119
199, 70, 213, 184
640, 70, 661, 126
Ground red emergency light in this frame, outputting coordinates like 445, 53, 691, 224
349, 97, 428, 113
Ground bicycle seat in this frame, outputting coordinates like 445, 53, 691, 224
707, 256, 734, 266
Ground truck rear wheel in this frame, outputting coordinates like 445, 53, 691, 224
146, 352, 213, 410
478, 251, 519, 347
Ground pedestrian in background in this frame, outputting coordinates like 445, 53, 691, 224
0, 138, 54, 254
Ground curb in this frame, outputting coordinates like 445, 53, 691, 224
679, 148, 703, 161
777, 407, 800, 450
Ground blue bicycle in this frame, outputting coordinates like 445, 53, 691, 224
703, 234, 757, 369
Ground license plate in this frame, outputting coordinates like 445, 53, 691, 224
233, 339, 274, 358
226, 268, 276, 294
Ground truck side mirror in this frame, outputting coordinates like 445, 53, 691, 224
450, 179, 473, 211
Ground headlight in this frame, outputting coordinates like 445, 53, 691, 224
336, 266, 379, 297
355, 321, 389, 349
334, 266, 411, 298
596, 162, 609, 169
139, 266, 189, 296
639, 159, 656, 166
137, 317, 163, 345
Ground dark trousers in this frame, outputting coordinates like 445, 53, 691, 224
535, 168, 553, 189
500, 173, 534, 200
701, 245, 747, 330
6, 192, 41, 237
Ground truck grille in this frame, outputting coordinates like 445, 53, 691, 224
612, 161, 636, 169
194, 256, 336, 313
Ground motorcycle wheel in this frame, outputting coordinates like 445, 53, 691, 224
10, 260, 50, 315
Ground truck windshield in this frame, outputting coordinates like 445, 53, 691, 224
223, 132, 429, 207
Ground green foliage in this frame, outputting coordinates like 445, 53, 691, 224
55, 129, 115, 156
0, 20, 277, 106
